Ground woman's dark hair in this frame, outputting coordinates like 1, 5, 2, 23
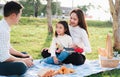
70, 8, 89, 36
55, 21, 71, 37
4, 1, 23, 17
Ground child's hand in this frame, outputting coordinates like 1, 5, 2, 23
53, 56, 59, 64
56, 48, 63, 53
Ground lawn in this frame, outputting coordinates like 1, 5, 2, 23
6, 17, 120, 77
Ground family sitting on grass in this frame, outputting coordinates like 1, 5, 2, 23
0, 1, 91, 77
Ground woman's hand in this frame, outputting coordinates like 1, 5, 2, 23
70, 44, 78, 48
53, 56, 59, 64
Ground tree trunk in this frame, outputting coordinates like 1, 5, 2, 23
34, 2, 38, 17
109, 0, 120, 50
46, 0, 53, 34
34, 0, 40, 17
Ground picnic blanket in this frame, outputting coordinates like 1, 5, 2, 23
0, 59, 120, 77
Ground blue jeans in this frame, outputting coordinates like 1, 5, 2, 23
44, 51, 69, 64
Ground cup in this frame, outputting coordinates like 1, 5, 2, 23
113, 51, 118, 57
117, 54, 120, 59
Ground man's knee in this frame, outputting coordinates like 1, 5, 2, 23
16, 62, 27, 75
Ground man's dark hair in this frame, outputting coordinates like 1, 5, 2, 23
3, 1, 23, 17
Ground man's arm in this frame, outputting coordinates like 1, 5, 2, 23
5, 55, 20, 62
9, 47, 31, 58
9, 47, 24, 57
5, 55, 33, 67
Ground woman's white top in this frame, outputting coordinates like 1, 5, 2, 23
69, 25, 91, 54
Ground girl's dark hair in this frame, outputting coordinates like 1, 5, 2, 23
4, 1, 24, 17
55, 21, 71, 37
70, 8, 89, 36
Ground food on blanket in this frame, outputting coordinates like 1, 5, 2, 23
106, 34, 113, 59
38, 66, 75, 77
98, 48, 107, 57
98, 34, 113, 59
98, 34, 119, 68
57, 66, 75, 74
37, 69, 55, 77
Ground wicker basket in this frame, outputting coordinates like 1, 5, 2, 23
99, 55, 119, 68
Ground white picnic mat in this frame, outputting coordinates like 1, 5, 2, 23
0, 59, 120, 77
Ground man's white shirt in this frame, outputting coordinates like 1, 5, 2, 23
0, 19, 11, 62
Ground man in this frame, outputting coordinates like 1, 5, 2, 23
0, 1, 33, 76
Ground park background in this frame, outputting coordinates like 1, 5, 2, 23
0, 0, 120, 77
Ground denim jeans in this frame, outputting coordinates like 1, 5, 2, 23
44, 51, 69, 64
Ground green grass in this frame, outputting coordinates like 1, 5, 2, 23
8, 17, 120, 77
86, 23, 113, 60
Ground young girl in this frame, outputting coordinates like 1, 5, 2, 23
43, 21, 73, 64
62, 8, 92, 65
